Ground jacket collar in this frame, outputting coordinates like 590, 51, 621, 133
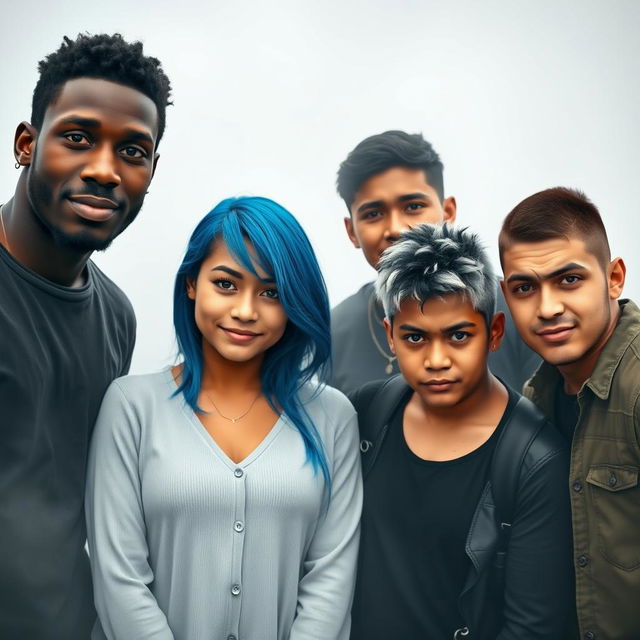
528, 299, 640, 404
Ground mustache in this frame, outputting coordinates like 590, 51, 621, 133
532, 316, 576, 333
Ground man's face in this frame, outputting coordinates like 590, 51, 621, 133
385, 294, 503, 410
501, 236, 623, 367
21, 77, 159, 252
344, 166, 457, 269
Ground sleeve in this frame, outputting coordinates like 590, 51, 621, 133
119, 308, 137, 376
289, 398, 363, 640
85, 381, 174, 640
497, 447, 573, 640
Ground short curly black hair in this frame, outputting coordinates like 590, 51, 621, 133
31, 33, 172, 144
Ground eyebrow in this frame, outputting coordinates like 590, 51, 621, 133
398, 321, 477, 334
355, 192, 431, 216
211, 265, 243, 279
57, 116, 155, 146
506, 262, 588, 284
210, 264, 276, 284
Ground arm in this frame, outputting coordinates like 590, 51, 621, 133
85, 381, 174, 640
497, 447, 573, 640
289, 402, 363, 640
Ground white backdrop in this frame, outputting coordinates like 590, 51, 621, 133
1, 0, 638, 374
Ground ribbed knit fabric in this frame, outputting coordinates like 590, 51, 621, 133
85, 369, 362, 640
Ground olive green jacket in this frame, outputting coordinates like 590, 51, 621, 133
524, 299, 640, 640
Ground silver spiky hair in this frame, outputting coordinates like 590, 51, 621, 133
375, 223, 496, 326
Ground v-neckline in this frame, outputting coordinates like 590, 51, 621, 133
166, 368, 286, 468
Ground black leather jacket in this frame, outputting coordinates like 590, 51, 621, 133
351, 379, 573, 640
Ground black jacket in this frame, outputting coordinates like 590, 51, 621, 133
350, 379, 573, 640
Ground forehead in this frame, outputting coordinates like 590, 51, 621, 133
501, 237, 600, 277
204, 238, 272, 281
41, 77, 159, 140
352, 166, 436, 204
394, 293, 482, 329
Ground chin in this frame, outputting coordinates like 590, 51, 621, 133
538, 346, 586, 367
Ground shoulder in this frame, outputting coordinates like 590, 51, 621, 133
299, 382, 356, 422
87, 260, 135, 320
100, 370, 175, 414
512, 394, 568, 481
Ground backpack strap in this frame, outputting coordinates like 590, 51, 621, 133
355, 374, 411, 478
490, 395, 547, 554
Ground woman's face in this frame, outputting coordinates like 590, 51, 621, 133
187, 240, 288, 365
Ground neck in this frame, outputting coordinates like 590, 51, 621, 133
558, 302, 620, 394
200, 340, 263, 394
3, 174, 91, 287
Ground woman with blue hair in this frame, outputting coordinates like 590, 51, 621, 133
85, 197, 362, 639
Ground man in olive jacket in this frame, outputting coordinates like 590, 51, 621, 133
499, 186, 640, 640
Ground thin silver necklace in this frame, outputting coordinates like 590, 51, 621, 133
0, 204, 11, 254
206, 389, 261, 424
367, 290, 396, 375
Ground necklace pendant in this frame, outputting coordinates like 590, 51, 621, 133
385, 362, 394, 375
231, 418, 238, 424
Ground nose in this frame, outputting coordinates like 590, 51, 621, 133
537, 285, 564, 319
79, 145, 121, 188
424, 341, 452, 370
383, 210, 405, 242
231, 292, 258, 323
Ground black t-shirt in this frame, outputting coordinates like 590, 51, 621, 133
351, 389, 518, 640
0, 246, 135, 639
553, 383, 580, 442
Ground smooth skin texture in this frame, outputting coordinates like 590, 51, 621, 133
501, 236, 626, 394
384, 294, 507, 461
2, 77, 159, 287
344, 166, 457, 269
180, 240, 288, 463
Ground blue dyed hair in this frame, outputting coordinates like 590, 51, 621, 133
173, 196, 332, 488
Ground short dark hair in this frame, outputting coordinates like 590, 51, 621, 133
336, 130, 445, 209
376, 223, 496, 328
31, 33, 172, 144
499, 187, 611, 268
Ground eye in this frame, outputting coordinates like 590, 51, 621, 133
406, 202, 425, 212
213, 279, 236, 291
261, 288, 279, 300
450, 331, 470, 343
561, 274, 581, 285
513, 283, 534, 295
120, 146, 147, 159
64, 132, 90, 145
403, 333, 423, 344
361, 209, 382, 221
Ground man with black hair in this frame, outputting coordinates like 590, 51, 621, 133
332, 130, 540, 395
0, 33, 171, 638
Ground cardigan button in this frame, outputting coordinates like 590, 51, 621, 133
234, 468, 244, 478
231, 584, 241, 596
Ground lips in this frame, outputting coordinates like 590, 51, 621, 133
219, 326, 263, 343
421, 379, 459, 392
67, 195, 119, 222
536, 326, 576, 344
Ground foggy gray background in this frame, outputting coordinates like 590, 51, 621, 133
1, 0, 638, 374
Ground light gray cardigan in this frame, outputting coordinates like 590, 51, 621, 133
85, 370, 362, 640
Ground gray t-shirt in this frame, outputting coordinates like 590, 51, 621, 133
0, 245, 135, 639
86, 370, 362, 640
331, 281, 540, 396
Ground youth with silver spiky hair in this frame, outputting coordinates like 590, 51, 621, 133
349, 221, 572, 639
376, 223, 496, 327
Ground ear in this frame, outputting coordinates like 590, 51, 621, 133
488, 311, 506, 352
186, 277, 197, 300
14, 122, 37, 167
607, 257, 626, 299
343, 216, 361, 249
383, 317, 396, 354
442, 196, 457, 224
